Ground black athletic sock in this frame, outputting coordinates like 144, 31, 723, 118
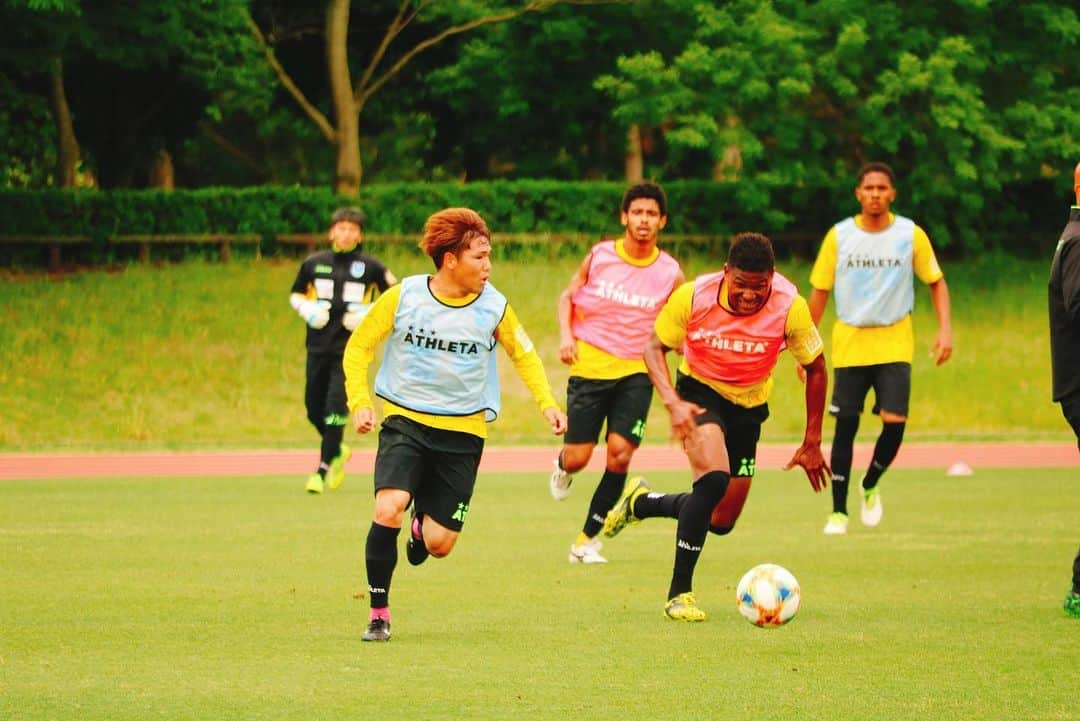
861, 421, 905, 490
321, 422, 345, 467
634, 491, 689, 520
365, 522, 400, 610
582, 470, 627, 538
668, 471, 729, 600
830, 415, 859, 514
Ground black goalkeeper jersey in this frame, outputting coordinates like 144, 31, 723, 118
291, 248, 391, 354
1049, 206, 1080, 402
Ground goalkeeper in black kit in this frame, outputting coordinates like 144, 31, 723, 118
1048, 162, 1080, 618
289, 207, 397, 494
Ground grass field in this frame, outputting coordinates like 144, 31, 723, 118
2, 466, 1075, 720
0, 249, 1070, 451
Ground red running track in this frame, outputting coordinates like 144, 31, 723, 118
0, 442, 1075, 480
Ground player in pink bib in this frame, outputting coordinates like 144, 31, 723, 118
550, 183, 684, 565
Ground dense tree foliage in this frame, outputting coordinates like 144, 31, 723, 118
1, 0, 1077, 247
0, 0, 271, 189
596, 0, 1080, 245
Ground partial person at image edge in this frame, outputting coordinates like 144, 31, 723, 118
1047, 161, 1080, 619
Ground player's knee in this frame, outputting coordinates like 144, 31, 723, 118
606, 444, 635, 471
560, 447, 592, 473
373, 496, 408, 527
425, 530, 457, 558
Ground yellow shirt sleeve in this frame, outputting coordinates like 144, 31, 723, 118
495, 303, 560, 413
654, 281, 695, 349
343, 283, 400, 414
785, 295, 825, 366
809, 226, 839, 291
912, 225, 944, 284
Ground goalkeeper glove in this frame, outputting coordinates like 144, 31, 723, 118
298, 300, 330, 329
343, 303, 372, 331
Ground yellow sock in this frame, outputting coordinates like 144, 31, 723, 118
574, 532, 592, 547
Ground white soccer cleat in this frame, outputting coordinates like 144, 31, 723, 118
549, 458, 573, 501
823, 512, 849, 535
568, 537, 607, 564
861, 487, 883, 527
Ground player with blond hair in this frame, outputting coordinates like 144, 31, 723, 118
344, 207, 567, 642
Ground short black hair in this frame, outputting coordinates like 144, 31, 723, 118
856, 162, 895, 187
330, 206, 365, 229
727, 232, 775, 273
621, 182, 667, 217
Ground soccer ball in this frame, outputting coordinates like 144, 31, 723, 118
735, 563, 801, 627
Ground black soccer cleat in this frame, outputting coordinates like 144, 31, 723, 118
405, 511, 429, 566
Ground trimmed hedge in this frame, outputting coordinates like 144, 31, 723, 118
0, 177, 1065, 257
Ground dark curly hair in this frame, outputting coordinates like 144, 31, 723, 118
621, 182, 667, 217
727, 232, 775, 273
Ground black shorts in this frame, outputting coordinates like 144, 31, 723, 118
565, 373, 653, 446
1060, 393, 1080, 442
830, 363, 911, 418
373, 415, 484, 532
675, 373, 768, 478
305, 352, 348, 421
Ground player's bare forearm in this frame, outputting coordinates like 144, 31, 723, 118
783, 353, 830, 491
929, 278, 953, 365
645, 332, 703, 440
802, 354, 828, 446
644, 333, 677, 408
556, 291, 577, 365
808, 288, 830, 327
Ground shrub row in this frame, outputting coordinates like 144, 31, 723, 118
0, 178, 1065, 257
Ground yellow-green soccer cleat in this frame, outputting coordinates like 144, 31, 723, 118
602, 476, 651, 538
305, 473, 324, 495
664, 592, 707, 622
823, 511, 849, 535
327, 443, 352, 490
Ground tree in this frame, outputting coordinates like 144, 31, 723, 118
0, 0, 273, 188
248, 0, 608, 195
595, 0, 1080, 246
423, 1, 692, 182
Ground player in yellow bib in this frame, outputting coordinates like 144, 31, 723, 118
808, 162, 953, 535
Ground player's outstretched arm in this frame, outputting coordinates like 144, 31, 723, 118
783, 354, 830, 491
